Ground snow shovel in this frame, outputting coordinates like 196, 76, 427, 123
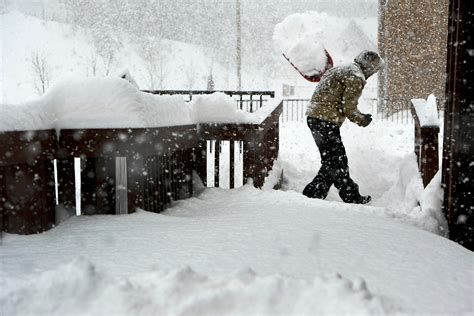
283, 49, 334, 83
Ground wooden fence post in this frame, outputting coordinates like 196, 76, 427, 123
243, 130, 266, 187
411, 99, 440, 187
0, 130, 56, 234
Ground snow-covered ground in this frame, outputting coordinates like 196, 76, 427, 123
1, 183, 472, 315
1, 107, 472, 315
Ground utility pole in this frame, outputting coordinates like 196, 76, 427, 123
236, 0, 242, 91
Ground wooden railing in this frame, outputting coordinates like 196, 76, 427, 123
196, 101, 283, 188
0, 130, 56, 234
1, 97, 283, 234
56, 126, 198, 215
410, 99, 440, 187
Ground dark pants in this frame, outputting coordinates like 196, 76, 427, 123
303, 117, 363, 203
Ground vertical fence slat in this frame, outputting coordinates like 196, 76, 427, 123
229, 141, 235, 189
215, 141, 221, 187
115, 157, 128, 214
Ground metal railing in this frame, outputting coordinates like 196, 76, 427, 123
282, 99, 308, 122
281, 98, 420, 124
143, 90, 275, 112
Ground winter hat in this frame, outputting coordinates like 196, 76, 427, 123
354, 50, 383, 79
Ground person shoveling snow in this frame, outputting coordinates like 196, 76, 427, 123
303, 50, 383, 204
273, 13, 382, 203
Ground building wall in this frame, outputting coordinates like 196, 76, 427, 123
378, 0, 449, 113
443, 0, 474, 251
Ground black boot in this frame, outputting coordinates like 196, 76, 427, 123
303, 180, 331, 199
354, 195, 371, 205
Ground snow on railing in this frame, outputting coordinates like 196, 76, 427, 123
143, 90, 275, 113
0, 80, 282, 234
410, 95, 440, 187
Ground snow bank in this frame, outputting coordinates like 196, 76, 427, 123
0, 77, 275, 132
417, 171, 448, 235
262, 159, 284, 190
273, 12, 329, 76
376, 155, 447, 235
411, 94, 439, 127
0, 258, 390, 315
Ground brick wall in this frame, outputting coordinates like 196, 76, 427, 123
378, 0, 449, 114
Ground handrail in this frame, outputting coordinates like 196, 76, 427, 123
142, 90, 275, 98
198, 101, 283, 141
197, 101, 283, 188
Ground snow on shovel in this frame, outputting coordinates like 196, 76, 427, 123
274, 12, 334, 82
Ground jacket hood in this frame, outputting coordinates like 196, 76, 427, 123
354, 50, 383, 79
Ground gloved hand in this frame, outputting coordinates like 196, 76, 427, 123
360, 113, 372, 127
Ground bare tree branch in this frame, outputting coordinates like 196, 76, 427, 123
31, 51, 50, 95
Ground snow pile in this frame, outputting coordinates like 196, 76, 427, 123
377, 157, 447, 235
190, 92, 253, 124
0, 77, 275, 132
0, 101, 52, 131
262, 159, 284, 190
1, 259, 389, 315
411, 94, 439, 127
417, 172, 448, 235
43, 77, 150, 130
2, 187, 472, 314
273, 12, 329, 76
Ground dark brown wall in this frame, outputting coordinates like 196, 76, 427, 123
443, 0, 474, 250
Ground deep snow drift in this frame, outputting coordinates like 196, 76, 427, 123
1, 187, 472, 315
